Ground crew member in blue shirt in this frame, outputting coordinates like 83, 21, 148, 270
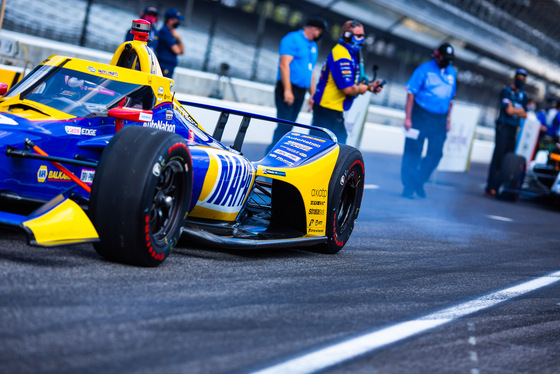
401, 43, 457, 199
311, 20, 383, 144
485, 68, 528, 197
267, 18, 326, 153
125, 5, 159, 50
156, 8, 185, 78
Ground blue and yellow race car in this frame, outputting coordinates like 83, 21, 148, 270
0, 20, 365, 266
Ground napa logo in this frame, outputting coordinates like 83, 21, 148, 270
198, 149, 255, 214
37, 165, 48, 183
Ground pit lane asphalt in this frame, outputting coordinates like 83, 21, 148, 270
1, 149, 559, 374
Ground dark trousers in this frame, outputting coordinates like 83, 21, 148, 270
401, 103, 447, 189
486, 122, 518, 192
310, 103, 347, 144
160, 61, 176, 79
267, 81, 307, 153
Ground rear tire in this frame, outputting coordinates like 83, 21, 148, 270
496, 152, 526, 201
316, 145, 365, 254
89, 126, 193, 266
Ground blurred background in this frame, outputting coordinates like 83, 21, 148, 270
2, 0, 560, 130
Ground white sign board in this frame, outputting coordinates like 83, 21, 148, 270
515, 111, 541, 168
437, 102, 481, 172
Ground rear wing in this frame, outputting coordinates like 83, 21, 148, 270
178, 100, 337, 152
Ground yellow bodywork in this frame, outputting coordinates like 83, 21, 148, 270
22, 198, 99, 246
256, 143, 340, 236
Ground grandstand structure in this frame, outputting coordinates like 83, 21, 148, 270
2, 0, 560, 127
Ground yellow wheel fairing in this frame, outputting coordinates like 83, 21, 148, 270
189, 147, 256, 222
22, 198, 99, 246
255, 145, 340, 236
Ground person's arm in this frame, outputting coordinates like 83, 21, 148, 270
505, 103, 527, 118
404, 92, 415, 130
306, 70, 316, 110
279, 55, 294, 105
341, 82, 369, 96
170, 28, 184, 55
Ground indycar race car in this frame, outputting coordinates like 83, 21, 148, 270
495, 148, 560, 205
0, 20, 365, 266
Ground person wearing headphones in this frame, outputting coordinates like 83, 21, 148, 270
400, 43, 457, 199
156, 8, 185, 78
266, 18, 327, 154
311, 20, 383, 144
125, 5, 159, 50
485, 68, 528, 197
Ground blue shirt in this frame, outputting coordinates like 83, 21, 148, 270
313, 43, 358, 112
496, 86, 528, 127
276, 30, 318, 89
155, 25, 179, 65
406, 59, 457, 115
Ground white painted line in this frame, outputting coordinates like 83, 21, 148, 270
487, 215, 514, 222
251, 271, 560, 374
364, 184, 380, 189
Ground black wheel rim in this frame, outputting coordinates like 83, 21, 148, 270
149, 159, 187, 246
336, 173, 357, 231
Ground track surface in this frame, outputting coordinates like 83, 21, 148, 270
1, 150, 559, 374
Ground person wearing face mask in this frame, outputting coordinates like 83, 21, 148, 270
311, 20, 384, 144
125, 6, 159, 50
267, 18, 327, 153
485, 68, 528, 198
155, 8, 185, 78
400, 43, 457, 199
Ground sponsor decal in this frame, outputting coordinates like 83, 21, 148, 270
308, 218, 324, 226
37, 165, 47, 183
308, 228, 323, 233
285, 140, 312, 152
48, 170, 71, 181
87, 66, 96, 72
158, 87, 164, 95
80, 169, 95, 184
97, 69, 118, 77
310, 200, 325, 206
200, 151, 255, 213
308, 208, 325, 215
262, 168, 286, 177
64, 126, 97, 136
311, 188, 327, 198
152, 163, 161, 177
166, 110, 173, 121
280, 145, 307, 158
302, 135, 326, 142
143, 120, 176, 133
285, 135, 321, 148
269, 153, 294, 166
341, 70, 352, 74
139, 112, 153, 122
273, 149, 301, 162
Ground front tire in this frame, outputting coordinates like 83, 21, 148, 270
89, 126, 193, 266
317, 145, 365, 254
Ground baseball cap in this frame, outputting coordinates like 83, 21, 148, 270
143, 6, 158, 15
437, 43, 455, 60
515, 68, 528, 76
164, 8, 185, 21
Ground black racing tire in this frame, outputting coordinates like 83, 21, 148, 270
316, 144, 365, 254
89, 126, 193, 267
496, 152, 526, 201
